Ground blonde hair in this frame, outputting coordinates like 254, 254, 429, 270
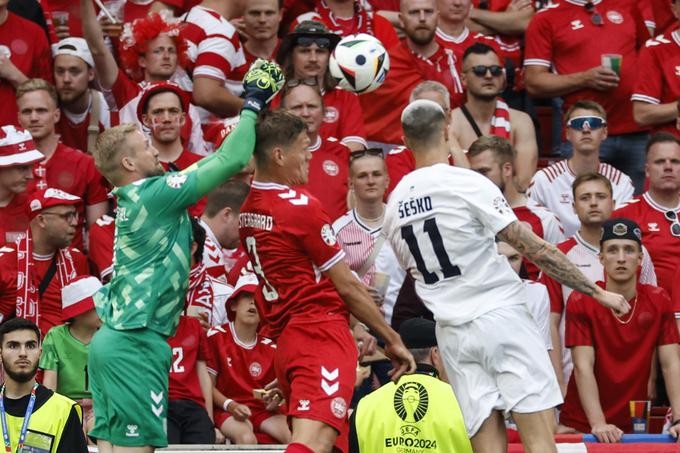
93, 124, 138, 185
16, 79, 59, 107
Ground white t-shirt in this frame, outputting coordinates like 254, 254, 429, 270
384, 164, 525, 326
523, 279, 552, 350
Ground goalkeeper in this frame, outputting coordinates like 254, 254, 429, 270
88, 61, 284, 452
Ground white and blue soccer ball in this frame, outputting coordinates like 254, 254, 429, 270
329, 33, 390, 94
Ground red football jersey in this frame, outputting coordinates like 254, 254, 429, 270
0, 192, 30, 246
0, 13, 53, 128
0, 245, 89, 334
672, 265, 680, 313
88, 214, 115, 280
238, 181, 349, 338
613, 193, 680, 294
561, 283, 679, 433
513, 200, 565, 280
524, 1, 642, 135
385, 146, 455, 197
55, 91, 113, 153
27, 143, 109, 250
206, 322, 277, 410
168, 315, 211, 407
160, 149, 206, 216
297, 136, 350, 222
631, 31, 680, 138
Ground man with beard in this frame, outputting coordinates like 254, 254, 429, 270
87, 60, 282, 452
360, 0, 464, 146
451, 43, 538, 191
0, 317, 88, 452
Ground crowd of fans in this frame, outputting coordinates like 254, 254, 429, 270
0, 0, 680, 447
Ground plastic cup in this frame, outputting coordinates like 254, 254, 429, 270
52, 11, 69, 27
370, 271, 390, 298
602, 54, 622, 76
629, 400, 651, 434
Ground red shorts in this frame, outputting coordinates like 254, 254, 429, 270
276, 317, 357, 453
214, 407, 274, 432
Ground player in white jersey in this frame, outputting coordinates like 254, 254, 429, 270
542, 173, 657, 394
383, 99, 630, 453
527, 100, 634, 237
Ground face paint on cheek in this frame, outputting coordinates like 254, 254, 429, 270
150, 115, 181, 133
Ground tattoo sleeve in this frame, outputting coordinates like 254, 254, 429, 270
498, 220, 599, 297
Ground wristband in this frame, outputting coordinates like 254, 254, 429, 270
242, 98, 265, 114
222, 398, 234, 412
672, 419, 680, 427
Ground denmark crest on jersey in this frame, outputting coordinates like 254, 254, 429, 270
606, 10, 623, 24
166, 173, 188, 189
321, 224, 337, 246
323, 160, 339, 176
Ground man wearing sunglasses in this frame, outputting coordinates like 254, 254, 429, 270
614, 133, 680, 310
277, 20, 368, 152
280, 78, 351, 221
528, 100, 634, 237
0, 188, 90, 336
451, 42, 538, 191
524, 0, 648, 193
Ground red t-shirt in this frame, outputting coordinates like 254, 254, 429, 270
28, 143, 109, 250
360, 41, 463, 144
631, 31, 680, 138
561, 282, 679, 433
0, 12, 53, 128
88, 214, 115, 280
168, 315, 211, 407
513, 201, 565, 280
672, 265, 680, 311
524, 1, 643, 135
206, 322, 277, 411
297, 136, 350, 222
613, 193, 680, 294
0, 245, 90, 334
159, 149, 206, 217
0, 192, 30, 246
239, 181, 349, 338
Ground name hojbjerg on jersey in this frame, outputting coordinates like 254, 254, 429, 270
398, 196, 433, 219
239, 212, 274, 231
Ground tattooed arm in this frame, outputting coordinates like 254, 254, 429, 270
498, 221, 630, 314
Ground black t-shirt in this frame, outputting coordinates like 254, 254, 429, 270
3, 384, 88, 453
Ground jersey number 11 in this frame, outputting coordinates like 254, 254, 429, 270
401, 218, 461, 284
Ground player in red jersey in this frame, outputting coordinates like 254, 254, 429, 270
613, 133, 680, 309
281, 79, 350, 221
0, 125, 44, 245
207, 268, 290, 444
240, 110, 414, 453
16, 79, 108, 251
467, 136, 564, 280
0, 189, 90, 335
632, 25, 680, 138
0, 2, 52, 128
559, 218, 680, 441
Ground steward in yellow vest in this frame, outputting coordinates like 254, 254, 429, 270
349, 318, 472, 453
0, 318, 88, 452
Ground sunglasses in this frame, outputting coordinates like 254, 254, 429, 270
349, 148, 384, 161
286, 78, 318, 88
566, 116, 606, 131
465, 65, 504, 77
296, 36, 332, 49
585, 1, 603, 26
665, 210, 680, 237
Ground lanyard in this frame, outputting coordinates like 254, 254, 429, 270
0, 383, 38, 453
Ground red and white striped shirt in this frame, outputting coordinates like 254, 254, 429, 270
514, 198, 564, 280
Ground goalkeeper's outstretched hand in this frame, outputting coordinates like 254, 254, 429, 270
242, 59, 285, 114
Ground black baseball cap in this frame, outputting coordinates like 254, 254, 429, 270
600, 217, 642, 246
399, 318, 438, 349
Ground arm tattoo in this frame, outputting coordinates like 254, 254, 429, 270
498, 221, 598, 297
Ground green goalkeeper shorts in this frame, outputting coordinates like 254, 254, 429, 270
88, 324, 171, 447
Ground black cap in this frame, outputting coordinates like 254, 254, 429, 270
601, 217, 642, 246
399, 318, 437, 349
276, 21, 341, 64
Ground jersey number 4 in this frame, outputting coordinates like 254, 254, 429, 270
245, 236, 279, 302
401, 218, 461, 284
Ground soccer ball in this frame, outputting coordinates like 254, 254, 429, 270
329, 34, 390, 94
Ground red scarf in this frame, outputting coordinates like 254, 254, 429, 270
490, 98, 511, 139
406, 43, 464, 97
315, 0, 372, 35
185, 262, 214, 323
15, 231, 77, 326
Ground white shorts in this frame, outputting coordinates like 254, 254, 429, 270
436, 305, 563, 437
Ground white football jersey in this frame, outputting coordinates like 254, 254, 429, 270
523, 279, 552, 351
527, 160, 634, 237
384, 164, 525, 326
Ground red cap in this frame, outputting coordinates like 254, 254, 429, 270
0, 125, 44, 168
136, 81, 190, 123
61, 275, 102, 320
27, 188, 81, 220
